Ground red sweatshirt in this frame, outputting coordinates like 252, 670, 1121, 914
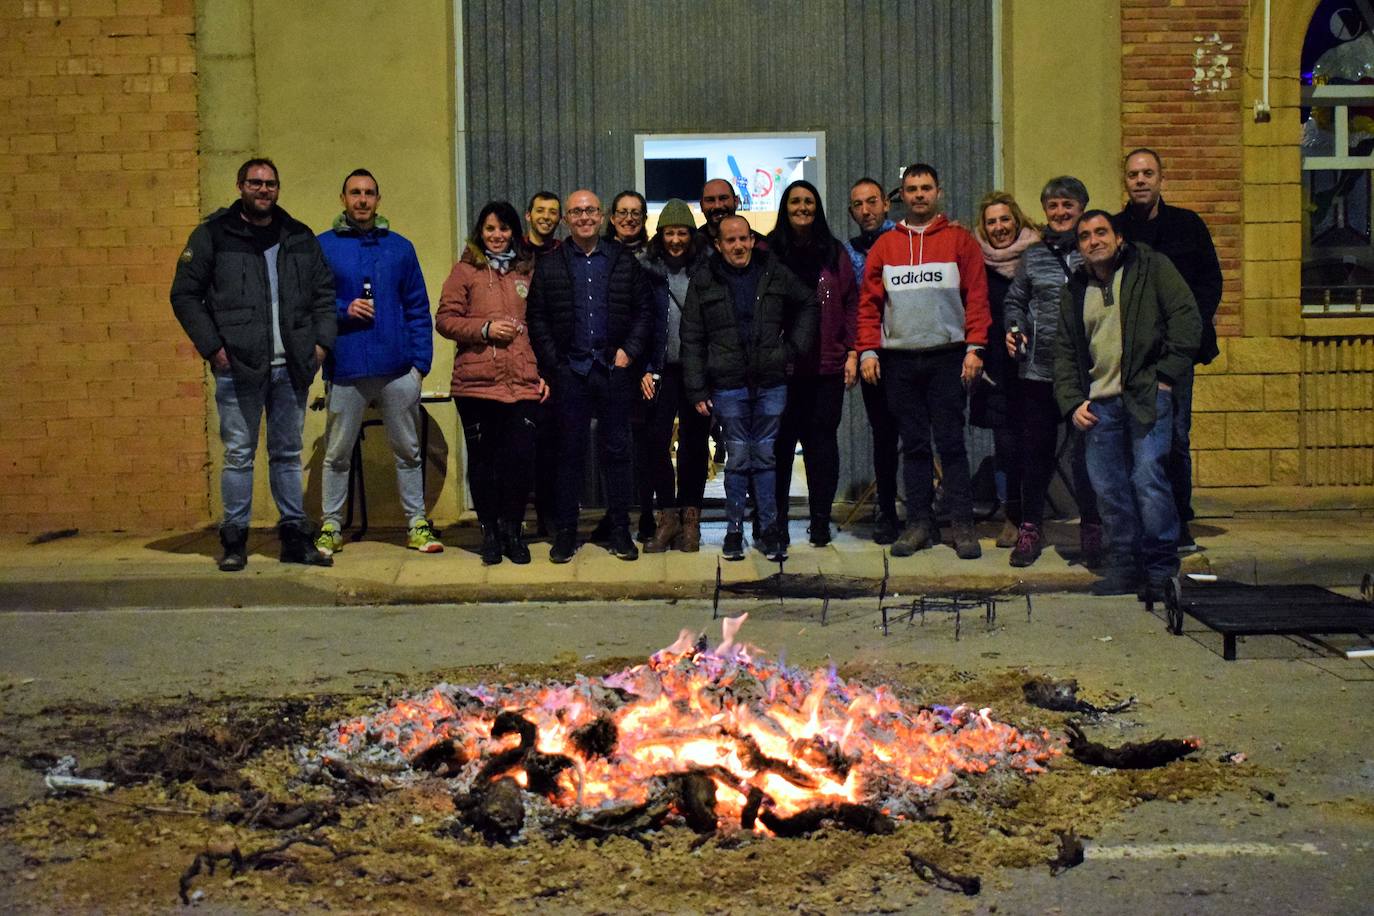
856, 215, 991, 355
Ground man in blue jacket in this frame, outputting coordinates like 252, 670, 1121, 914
315, 169, 440, 556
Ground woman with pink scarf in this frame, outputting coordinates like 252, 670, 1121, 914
972, 191, 1040, 551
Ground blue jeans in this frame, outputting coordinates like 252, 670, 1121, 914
1167, 364, 1194, 524
1083, 391, 1179, 581
321, 370, 426, 528
713, 384, 787, 533
215, 365, 309, 529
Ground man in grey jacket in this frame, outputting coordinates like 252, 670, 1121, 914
170, 158, 337, 571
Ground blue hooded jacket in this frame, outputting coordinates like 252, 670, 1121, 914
317, 215, 433, 383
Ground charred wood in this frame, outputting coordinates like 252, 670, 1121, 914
669, 772, 718, 833
1023, 677, 1135, 716
570, 716, 618, 759
411, 738, 469, 775
1048, 829, 1085, 875
904, 850, 981, 895
490, 710, 538, 750
740, 786, 765, 831
455, 777, 526, 843
1066, 722, 1200, 769
524, 751, 575, 797
758, 803, 894, 837
737, 735, 819, 789
474, 746, 527, 785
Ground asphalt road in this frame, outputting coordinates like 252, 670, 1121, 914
2, 595, 1371, 914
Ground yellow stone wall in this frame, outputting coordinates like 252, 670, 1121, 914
1001, 0, 1122, 218
197, 0, 465, 527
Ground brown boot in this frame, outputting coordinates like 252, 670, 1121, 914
644, 509, 682, 553
677, 506, 702, 552
995, 517, 1019, 548
952, 520, 982, 560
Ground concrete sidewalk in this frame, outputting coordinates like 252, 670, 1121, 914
1, 512, 1370, 611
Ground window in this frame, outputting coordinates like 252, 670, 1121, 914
634, 133, 826, 235
1300, 2, 1374, 316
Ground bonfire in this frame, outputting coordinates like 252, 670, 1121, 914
301, 616, 1062, 840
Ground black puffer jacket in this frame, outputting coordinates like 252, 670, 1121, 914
170, 201, 336, 389
525, 238, 653, 375
680, 250, 819, 405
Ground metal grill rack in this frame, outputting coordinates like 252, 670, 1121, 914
880, 583, 1033, 639
1153, 572, 1374, 661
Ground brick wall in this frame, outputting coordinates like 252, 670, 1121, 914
0, 0, 205, 532
1121, 0, 1295, 491
1121, 0, 1245, 335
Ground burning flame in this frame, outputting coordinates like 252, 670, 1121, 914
314, 615, 1060, 832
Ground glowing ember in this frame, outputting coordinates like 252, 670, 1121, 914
305, 616, 1061, 833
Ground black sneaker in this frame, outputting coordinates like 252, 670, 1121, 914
758, 526, 787, 562
809, 518, 831, 547
1176, 523, 1200, 554
550, 528, 578, 564
637, 512, 656, 543
589, 514, 613, 544
872, 510, 899, 545
722, 530, 745, 561
218, 525, 247, 572
607, 526, 639, 560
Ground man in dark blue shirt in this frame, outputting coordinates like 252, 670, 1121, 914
527, 189, 654, 563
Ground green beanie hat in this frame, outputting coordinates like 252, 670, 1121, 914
657, 198, 695, 230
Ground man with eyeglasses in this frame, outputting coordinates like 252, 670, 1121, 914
526, 189, 654, 563
1054, 210, 1199, 600
843, 176, 900, 544
170, 157, 337, 571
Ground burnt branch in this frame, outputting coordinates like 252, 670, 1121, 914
411, 738, 470, 775
737, 735, 819, 790
524, 752, 575, 797
1048, 829, 1085, 875
759, 803, 894, 838
669, 771, 718, 833
490, 710, 538, 750
570, 716, 618, 758
1066, 722, 1200, 769
1024, 677, 1134, 716
904, 850, 981, 895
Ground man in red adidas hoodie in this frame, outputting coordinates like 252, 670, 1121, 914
857, 163, 991, 560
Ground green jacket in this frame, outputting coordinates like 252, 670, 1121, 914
170, 201, 336, 389
1054, 242, 1200, 427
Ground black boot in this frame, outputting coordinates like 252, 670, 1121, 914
218, 525, 247, 572
479, 523, 503, 565
278, 522, 332, 566
501, 520, 530, 565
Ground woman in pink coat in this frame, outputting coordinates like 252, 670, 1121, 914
436, 200, 548, 566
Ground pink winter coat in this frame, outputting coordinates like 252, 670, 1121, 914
436, 244, 542, 403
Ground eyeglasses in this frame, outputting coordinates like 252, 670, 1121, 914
612, 209, 644, 221
242, 178, 279, 190
567, 206, 601, 218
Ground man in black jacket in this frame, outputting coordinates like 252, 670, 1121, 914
170, 158, 336, 571
681, 215, 819, 562
526, 189, 654, 563
1116, 149, 1221, 553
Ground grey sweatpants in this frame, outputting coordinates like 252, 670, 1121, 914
320, 370, 425, 527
